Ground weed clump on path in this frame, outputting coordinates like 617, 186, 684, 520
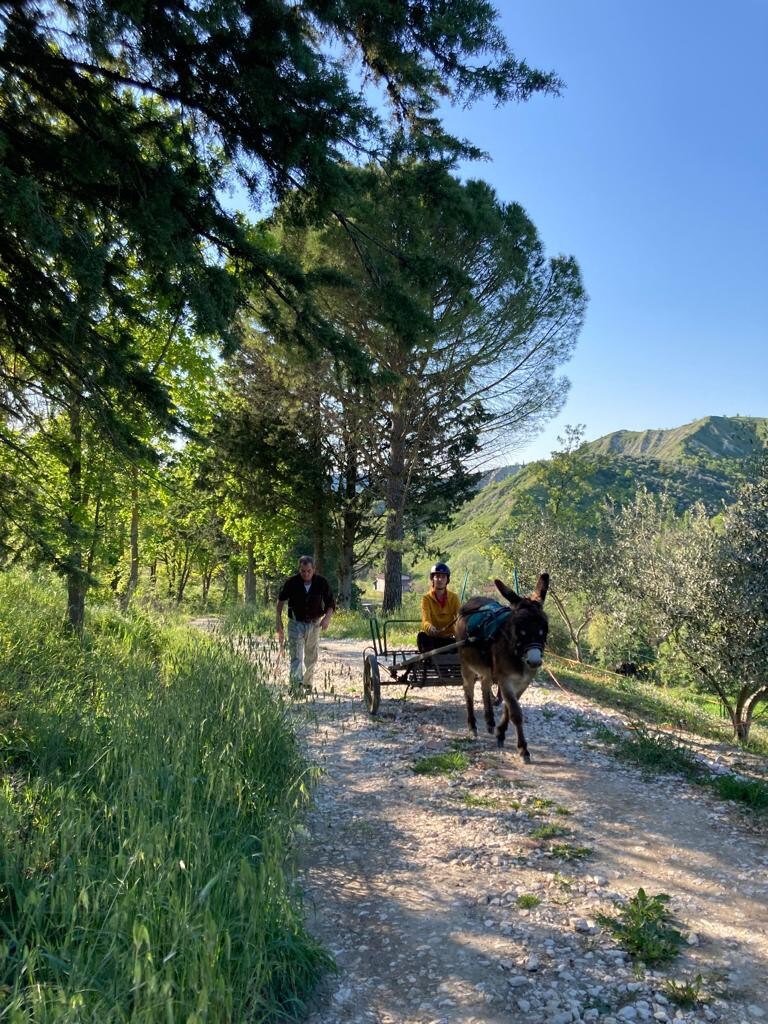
412, 750, 470, 775
597, 889, 685, 964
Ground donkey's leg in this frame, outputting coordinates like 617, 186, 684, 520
481, 678, 496, 734
495, 699, 510, 748
461, 666, 478, 736
504, 692, 530, 762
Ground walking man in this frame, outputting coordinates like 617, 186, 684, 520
276, 556, 335, 693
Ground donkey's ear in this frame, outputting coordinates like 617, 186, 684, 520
494, 578, 521, 605
531, 573, 550, 605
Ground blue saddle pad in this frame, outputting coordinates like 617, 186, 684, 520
465, 601, 512, 643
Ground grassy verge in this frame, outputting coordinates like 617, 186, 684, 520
547, 653, 768, 757
0, 572, 330, 1022
593, 722, 768, 811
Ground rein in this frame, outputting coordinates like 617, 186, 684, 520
544, 664, 571, 695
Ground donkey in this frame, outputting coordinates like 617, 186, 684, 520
455, 574, 550, 762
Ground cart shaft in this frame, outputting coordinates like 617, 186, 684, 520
385, 639, 467, 675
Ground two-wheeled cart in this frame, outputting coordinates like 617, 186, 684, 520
362, 616, 467, 714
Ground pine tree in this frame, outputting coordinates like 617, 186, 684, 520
0, 0, 560, 445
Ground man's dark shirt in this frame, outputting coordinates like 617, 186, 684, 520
278, 574, 336, 622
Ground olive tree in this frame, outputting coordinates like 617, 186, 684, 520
612, 476, 768, 742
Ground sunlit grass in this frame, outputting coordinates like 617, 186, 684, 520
709, 773, 768, 809
595, 722, 701, 778
550, 842, 593, 861
461, 792, 500, 808
0, 571, 330, 1022
592, 720, 768, 811
531, 823, 569, 840
548, 653, 768, 756
412, 751, 470, 776
662, 974, 712, 1008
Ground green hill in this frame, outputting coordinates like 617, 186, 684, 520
408, 415, 768, 592
584, 415, 768, 462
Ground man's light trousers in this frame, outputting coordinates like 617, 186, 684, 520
287, 618, 321, 691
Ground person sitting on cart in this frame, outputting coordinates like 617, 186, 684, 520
417, 562, 460, 654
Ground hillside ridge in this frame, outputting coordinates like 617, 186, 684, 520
409, 414, 766, 586
583, 414, 767, 462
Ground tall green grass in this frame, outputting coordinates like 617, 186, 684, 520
0, 572, 330, 1022
548, 653, 768, 756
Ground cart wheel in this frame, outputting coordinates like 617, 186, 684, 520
363, 654, 381, 715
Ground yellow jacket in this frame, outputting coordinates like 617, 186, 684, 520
421, 590, 461, 637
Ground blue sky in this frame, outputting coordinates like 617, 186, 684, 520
439, 0, 768, 464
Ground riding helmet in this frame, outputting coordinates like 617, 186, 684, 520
429, 562, 451, 581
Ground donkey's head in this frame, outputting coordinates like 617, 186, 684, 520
494, 573, 550, 670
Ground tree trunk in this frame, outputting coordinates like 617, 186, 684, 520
165, 553, 176, 598
549, 589, 582, 662
310, 387, 327, 573
65, 397, 86, 636
382, 411, 407, 613
313, 510, 326, 576
120, 465, 140, 611
85, 490, 102, 579
337, 450, 359, 609
732, 684, 768, 744
201, 563, 214, 603
175, 546, 194, 603
337, 515, 356, 609
244, 541, 256, 604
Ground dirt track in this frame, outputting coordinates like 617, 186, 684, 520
291, 638, 768, 1024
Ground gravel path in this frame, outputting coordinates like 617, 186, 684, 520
289, 638, 768, 1024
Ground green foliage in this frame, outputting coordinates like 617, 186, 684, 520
415, 415, 768, 598
1, 0, 561, 627
709, 774, 768, 810
461, 792, 500, 808
412, 751, 470, 776
264, 162, 584, 611
596, 722, 702, 779
549, 842, 592, 861
546, 653, 768, 754
589, 709, 768, 811
597, 889, 684, 964
611, 463, 768, 741
218, 601, 277, 638
488, 426, 614, 660
662, 974, 710, 1008
531, 823, 569, 839
528, 797, 555, 813
0, 571, 329, 1020
587, 609, 657, 672
516, 893, 541, 909
3, 0, 554, 435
